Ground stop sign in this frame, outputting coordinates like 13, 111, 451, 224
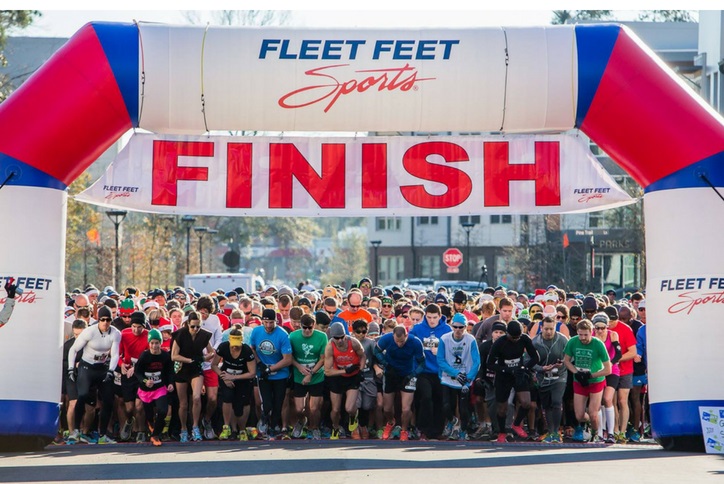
442, 248, 463, 268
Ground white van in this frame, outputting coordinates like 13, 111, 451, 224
184, 273, 265, 295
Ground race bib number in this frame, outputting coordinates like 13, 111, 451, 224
114, 371, 122, 386
504, 358, 521, 368
94, 352, 109, 364
145, 371, 162, 384
227, 368, 244, 375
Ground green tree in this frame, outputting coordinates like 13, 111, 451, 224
551, 10, 614, 24
0, 10, 40, 101
321, 230, 368, 289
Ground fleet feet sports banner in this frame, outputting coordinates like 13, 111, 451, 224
76, 134, 635, 216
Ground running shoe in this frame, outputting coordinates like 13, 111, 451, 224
471, 424, 491, 441
257, 418, 268, 436
247, 428, 259, 440
459, 431, 469, 441
120, 417, 134, 442
160, 431, 171, 442
348, 411, 359, 432
98, 434, 117, 444
278, 428, 291, 440
408, 427, 420, 440
511, 424, 528, 439
180, 430, 189, 443
330, 428, 340, 440
350, 428, 361, 440
495, 433, 508, 443
605, 434, 616, 444
376, 429, 384, 440
79, 433, 97, 445
442, 417, 458, 439
312, 429, 322, 440
136, 432, 147, 443
292, 418, 306, 439
542, 432, 562, 443
203, 418, 216, 440
382, 421, 395, 440
628, 430, 641, 443
572, 426, 585, 442
192, 426, 203, 442
449, 428, 460, 441
150, 436, 162, 447
239, 430, 249, 441
51, 434, 65, 446
67, 430, 79, 445
391, 426, 401, 440
360, 427, 370, 440
591, 434, 603, 443
615, 432, 628, 443
219, 425, 232, 440
399, 430, 409, 442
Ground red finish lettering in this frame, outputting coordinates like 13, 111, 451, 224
226, 143, 253, 209
399, 142, 472, 209
151, 141, 211, 206
268, 143, 346, 209
483, 141, 561, 207
361, 143, 387, 208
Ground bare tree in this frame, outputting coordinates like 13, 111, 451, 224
551, 10, 614, 25
182, 10, 290, 27
637, 10, 696, 22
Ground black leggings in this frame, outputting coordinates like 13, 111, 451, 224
143, 394, 169, 437
75, 362, 115, 435
258, 378, 287, 430
442, 385, 472, 430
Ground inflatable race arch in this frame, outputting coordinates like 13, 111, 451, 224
0, 22, 723, 450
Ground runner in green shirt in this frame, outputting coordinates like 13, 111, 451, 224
288, 314, 328, 439
564, 318, 611, 443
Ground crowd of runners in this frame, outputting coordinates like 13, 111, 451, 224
59, 278, 649, 446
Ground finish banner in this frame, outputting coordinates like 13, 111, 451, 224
76, 133, 635, 216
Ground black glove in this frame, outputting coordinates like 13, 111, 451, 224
345, 364, 360, 375
67, 368, 76, 383
257, 362, 271, 380
456, 372, 469, 385
4, 281, 16, 299
574, 369, 592, 386
192, 355, 204, 369
103, 370, 115, 384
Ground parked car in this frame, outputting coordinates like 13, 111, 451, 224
434, 280, 488, 294
400, 278, 435, 292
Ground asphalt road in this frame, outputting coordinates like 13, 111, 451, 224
0, 440, 721, 483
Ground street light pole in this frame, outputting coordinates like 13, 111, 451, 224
181, 215, 196, 274
194, 226, 209, 273
106, 210, 127, 290
461, 222, 475, 280
370, 240, 382, 286
206, 229, 218, 273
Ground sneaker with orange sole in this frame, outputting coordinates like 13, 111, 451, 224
359, 427, 369, 440
399, 430, 409, 442
150, 436, 162, 447
351, 428, 361, 440
382, 421, 395, 440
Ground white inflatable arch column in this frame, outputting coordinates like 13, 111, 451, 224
0, 22, 722, 450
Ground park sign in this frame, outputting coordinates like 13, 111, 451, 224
77, 133, 633, 217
